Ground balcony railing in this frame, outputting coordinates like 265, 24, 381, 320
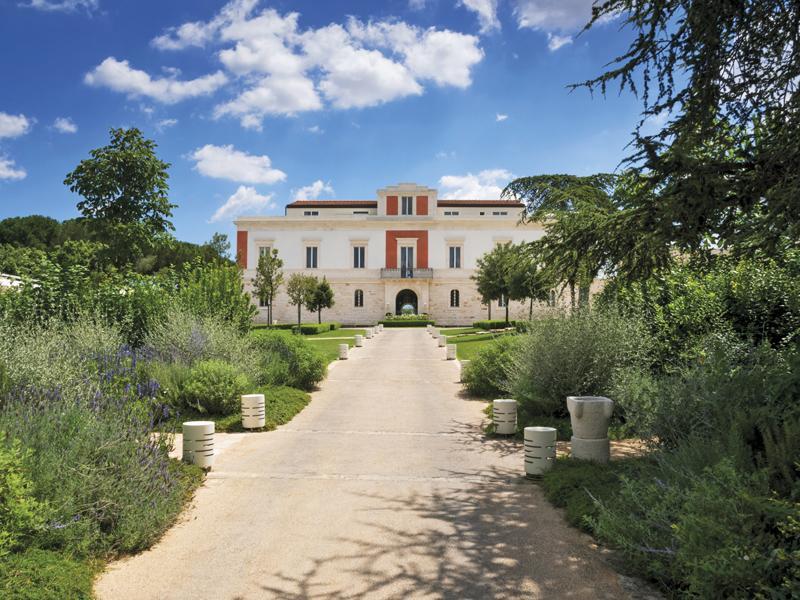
380, 267, 433, 279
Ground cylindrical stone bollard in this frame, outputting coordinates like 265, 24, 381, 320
365, 328, 373, 339
446, 344, 457, 360
354, 334, 364, 347
241, 394, 266, 429
378, 324, 384, 332
570, 436, 610, 463
426, 324, 432, 334
431, 328, 439, 339
459, 359, 471, 382
182, 421, 214, 469
566, 396, 614, 439
493, 399, 517, 435
437, 336, 446, 348
338, 343, 349, 360
524, 426, 557, 477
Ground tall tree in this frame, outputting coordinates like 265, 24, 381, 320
208, 233, 231, 260
576, 0, 800, 255
286, 273, 317, 325
507, 242, 552, 319
252, 249, 284, 325
307, 276, 335, 324
64, 128, 175, 266
472, 243, 516, 323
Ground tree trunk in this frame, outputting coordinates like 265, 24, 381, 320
318, 310, 322, 324
297, 303, 301, 325
488, 302, 492, 320
569, 282, 576, 313
505, 300, 509, 324
529, 297, 533, 320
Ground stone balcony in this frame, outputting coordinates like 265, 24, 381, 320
380, 268, 434, 279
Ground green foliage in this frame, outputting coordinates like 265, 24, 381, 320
378, 319, 433, 327
473, 319, 516, 330
261, 386, 312, 430
296, 322, 340, 334
509, 311, 652, 418
64, 128, 175, 265
0, 440, 48, 558
183, 360, 249, 415
286, 273, 317, 325
0, 549, 94, 600
307, 276, 335, 324
462, 335, 520, 398
0, 216, 63, 249
472, 242, 517, 321
252, 248, 283, 324
249, 330, 326, 390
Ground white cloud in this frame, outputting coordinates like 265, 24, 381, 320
211, 185, 275, 222
306, 125, 323, 134
23, 0, 98, 12
84, 57, 227, 104
547, 33, 573, 51
513, 0, 597, 31
0, 112, 32, 138
460, 0, 500, 33
145, 3, 485, 128
435, 150, 456, 159
0, 156, 26, 181
438, 168, 513, 199
408, 0, 426, 9
496, 113, 508, 121
293, 179, 334, 200
155, 118, 178, 132
190, 144, 286, 184
53, 117, 77, 134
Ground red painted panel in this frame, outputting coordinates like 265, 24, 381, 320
386, 195, 398, 215
236, 230, 248, 268
416, 195, 428, 216
385, 230, 428, 268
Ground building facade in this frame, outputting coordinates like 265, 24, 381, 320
235, 183, 548, 326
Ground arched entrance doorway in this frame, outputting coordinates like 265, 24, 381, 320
395, 289, 418, 315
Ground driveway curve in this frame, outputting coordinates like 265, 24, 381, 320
96, 328, 630, 599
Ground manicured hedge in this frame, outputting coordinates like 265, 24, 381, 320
297, 322, 342, 334
473, 319, 516, 330
379, 319, 434, 327
251, 323, 295, 330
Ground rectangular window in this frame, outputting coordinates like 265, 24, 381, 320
353, 246, 365, 269
448, 246, 462, 269
444, 211, 460, 216
401, 196, 413, 215
498, 294, 507, 307
353, 210, 369, 214
305, 246, 318, 268
492, 211, 508, 216
258, 246, 272, 258
303, 210, 319, 216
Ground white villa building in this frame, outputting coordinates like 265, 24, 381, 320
235, 183, 548, 326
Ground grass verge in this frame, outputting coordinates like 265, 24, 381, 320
304, 328, 366, 339
451, 332, 514, 361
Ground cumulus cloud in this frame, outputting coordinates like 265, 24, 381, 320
0, 156, 26, 181
155, 118, 178, 132
513, 0, 597, 31
459, 0, 500, 33
293, 179, 334, 200
438, 168, 513, 199
547, 33, 573, 51
23, 0, 98, 12
0, 112, 32, 138
496, 113, 508, 122
190, 144, 286, 184
143, 1, 484, 129
84, 57, 227, 104
211, 185, 275, 222
53, 117, 77, 133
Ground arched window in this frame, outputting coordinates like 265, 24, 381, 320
450, 289, 460, 307
354, 289, 364, 308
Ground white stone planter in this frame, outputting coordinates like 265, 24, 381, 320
354, 334, 363, 347
524, 427, 557, 476
570, 436, 610, 463
446, 344, 457, 360
365, 328, 373, 339
566, 396, 614, 439
241, 394, 265, 429
338, 343, 349, 360
437, 336, 446, 348
182, 421, 214, 469
493, 399, 517, 435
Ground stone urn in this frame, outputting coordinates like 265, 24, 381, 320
566, 396, 614, 439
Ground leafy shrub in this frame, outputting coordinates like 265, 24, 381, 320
473, 319, 516, 330
508, 310, 652, 418
462, 335, 521, 397
0, 549, 94, 600
378, 319, 433, 327
251, 323, 295, 331
298, 323, 332, 334
0, 361, 8, 399
249, 331, 326, 390
183, 360, 249, 415
262, 386, 312, 430
0, 440, 48, 557
145, 361, 192, 411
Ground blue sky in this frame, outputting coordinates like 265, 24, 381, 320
0, 0, 645, 244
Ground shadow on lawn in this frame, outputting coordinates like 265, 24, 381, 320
254, 465, 623, 600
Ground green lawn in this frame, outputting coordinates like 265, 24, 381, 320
450, 332, 514, 361
305, 337, 358, 363
303, 328, 366, 339
439, 327, 478, 337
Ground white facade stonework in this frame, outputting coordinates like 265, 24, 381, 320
236, 183, 553, 326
